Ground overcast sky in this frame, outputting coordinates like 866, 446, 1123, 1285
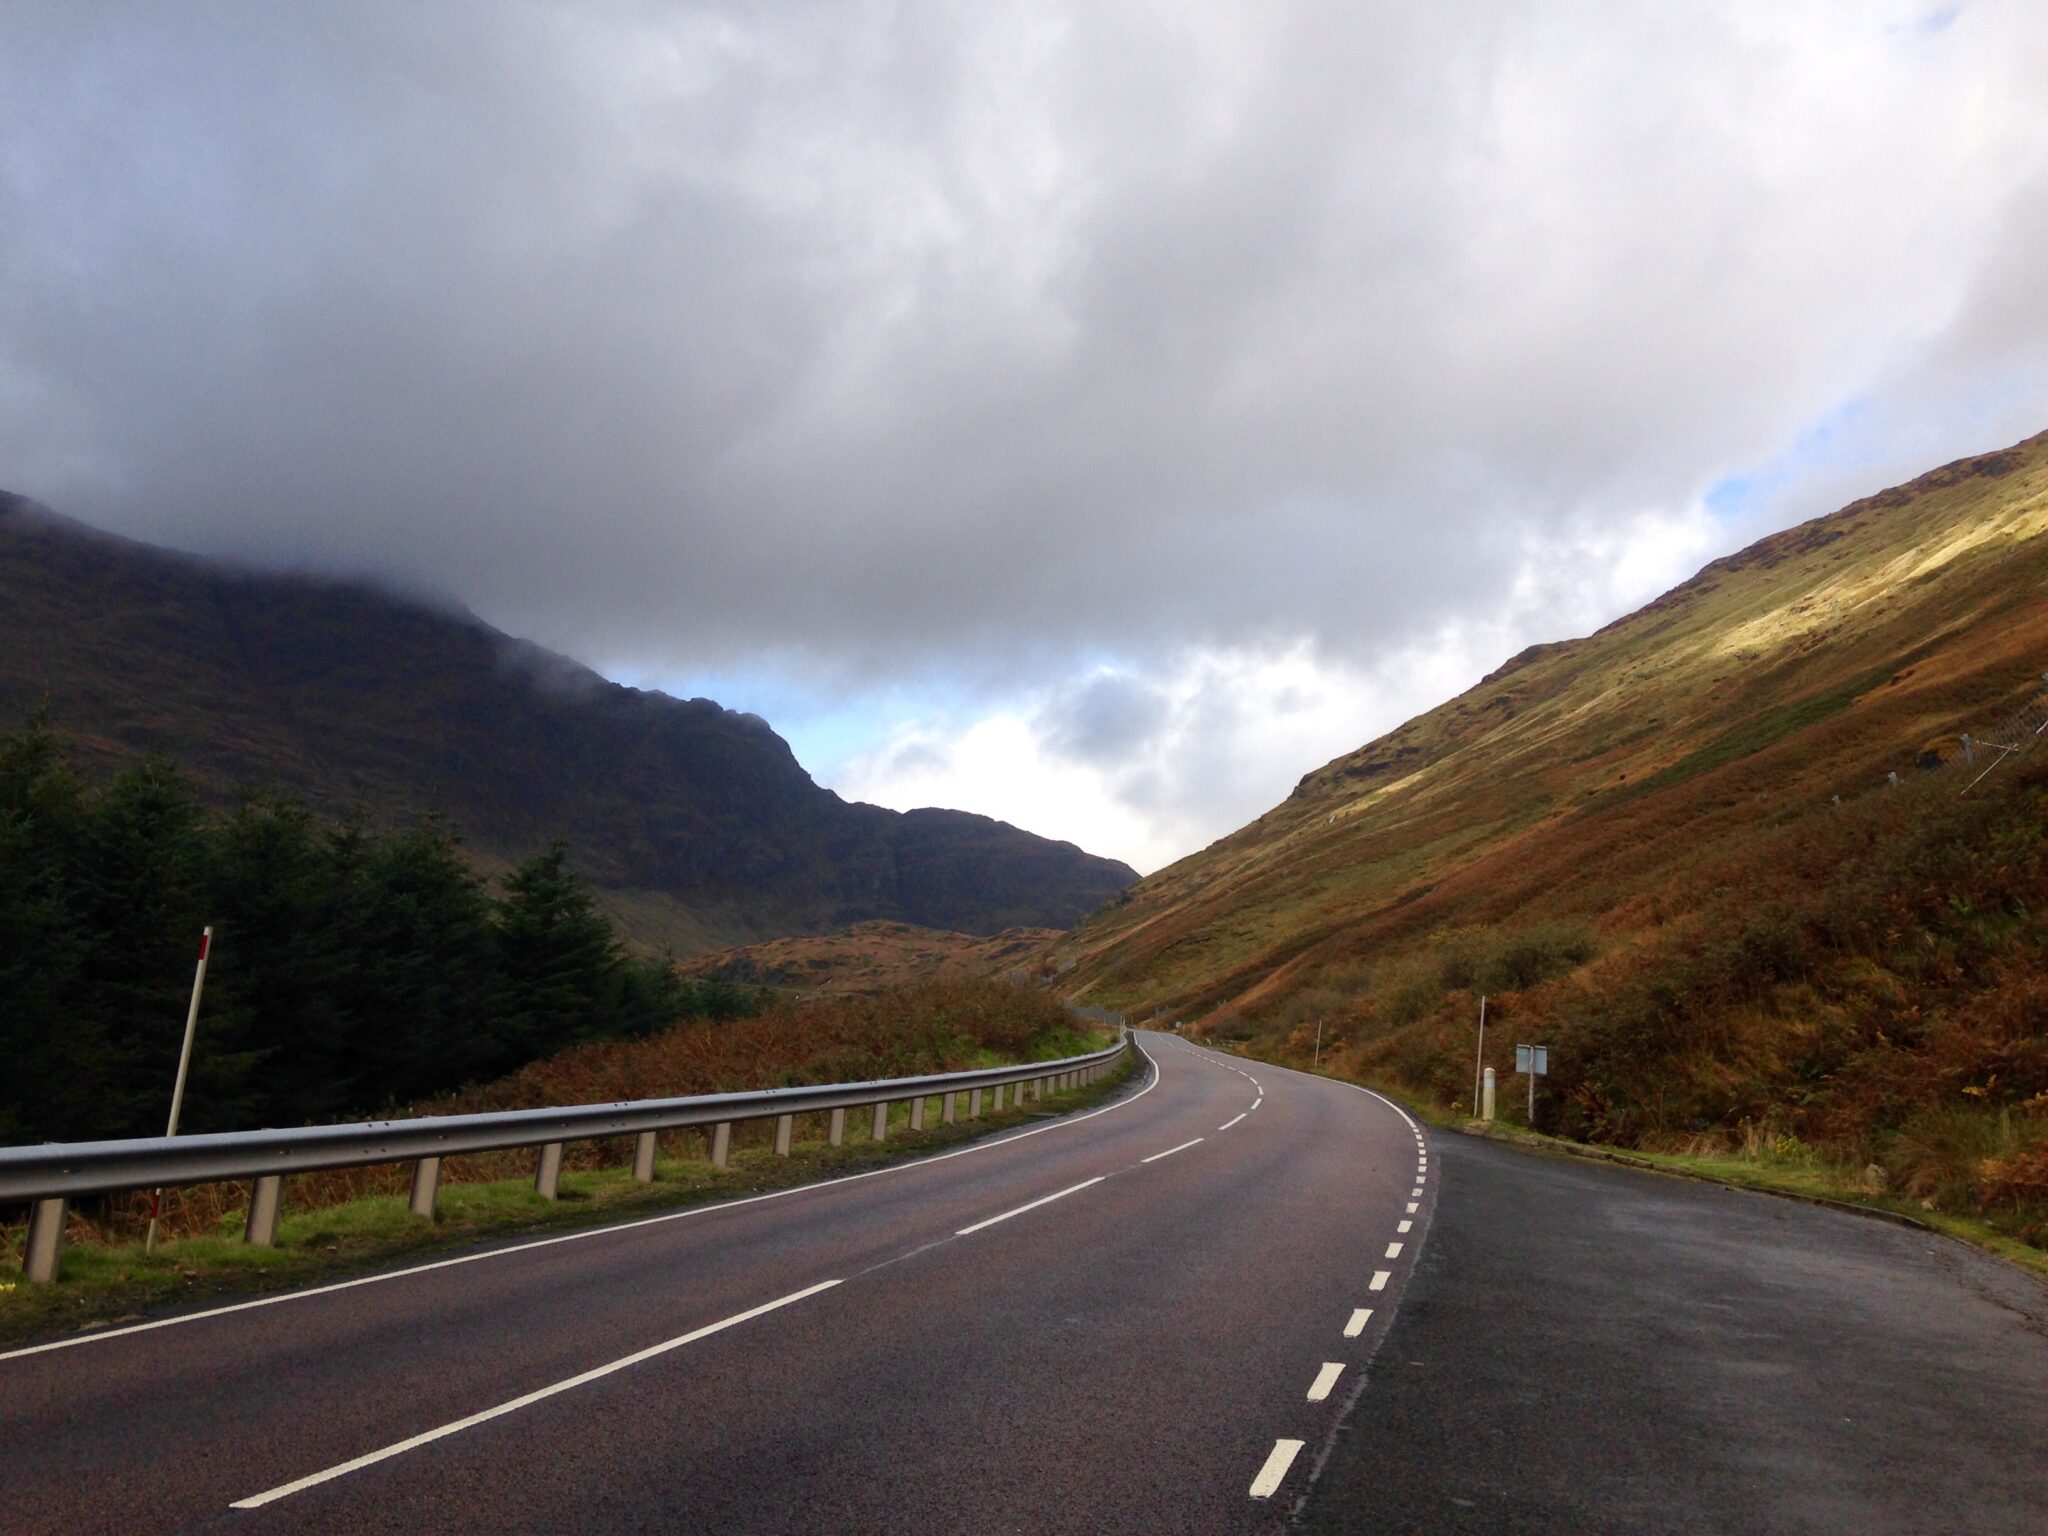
5, 2, 2046, 872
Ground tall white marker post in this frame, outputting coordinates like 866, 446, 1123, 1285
146, 925, 213, 1256
1472, 995, 1487, 1116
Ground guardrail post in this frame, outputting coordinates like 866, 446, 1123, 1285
633, 1131, 658, 1182
871, 1102, 889, 1142
409, 1157, 442, 1219
829, 1107, 846, 1145
774, 1113, 794, 1156
969, 1088, 983, 1118
23, 1197, 65, 1283
244, 1175, 284, 1247
992, 1084, 1006, 1112
942, 1091, 957, 1123
1032, 1078, 1043, 1101
536, 1142, 564, 1199
910, 1097, 925, 1131
712, 1122, 732, 1167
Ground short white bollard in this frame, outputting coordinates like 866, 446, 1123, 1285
1482, 1066, 1496, 1122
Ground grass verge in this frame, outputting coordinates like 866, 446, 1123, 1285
0, 1056, 1141, 1350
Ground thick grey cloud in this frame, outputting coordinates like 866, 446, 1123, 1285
3, 2, 2046, 863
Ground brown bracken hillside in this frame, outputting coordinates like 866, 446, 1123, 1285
1052, 429, 2048, 1241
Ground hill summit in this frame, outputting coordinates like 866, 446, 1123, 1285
0, 495, 1136, 951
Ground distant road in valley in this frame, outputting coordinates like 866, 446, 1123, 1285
4, 1034, 2044, 1533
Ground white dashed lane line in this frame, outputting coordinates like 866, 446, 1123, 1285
1141, 1137, 1204, 1164
1385, 1242, 1403, 1259
1306, 1362, 1345, 1402
1344, 1308, 1373, 1337
1370, 1270, 1391, 1292
954, 1177, 1104, 1237
1217, 1113, 1247, 1131
1249, 1439, 1305, 1500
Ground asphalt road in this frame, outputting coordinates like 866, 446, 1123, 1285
1, 1033, 1428, 1534
1299, 1133, 2048, 1535
8, 1037, 2044, 1534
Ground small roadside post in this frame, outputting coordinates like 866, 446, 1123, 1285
1515, 1043, 1548, 1128
1312, 1017, 1324, 1070
146, 925, 213, 1256
1472, 995, 1488, 1116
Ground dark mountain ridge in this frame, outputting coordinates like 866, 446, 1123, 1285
0, 493, 1136, 951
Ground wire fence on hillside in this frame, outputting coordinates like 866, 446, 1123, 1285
1889, 676, 2048, 798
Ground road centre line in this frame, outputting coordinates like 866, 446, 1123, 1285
1343, 1308, 1373, 1337
955, 1177, 1105, 1236
1370, 1270, 1391, 1291
3, 1041, 1163, 1365
1398, 1220, 1412, 1233
1249, 1439, 1305, 1499
1141, 1137, 1204, 1164
1307, 1362, 1344, 1402
1386, 1242, 1403, 1258
1217, 1113, 1247, 1131
229, 1279, 842, 1509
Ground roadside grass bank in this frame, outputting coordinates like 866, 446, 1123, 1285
1193, 1035, 2048, 1282
0, 1051, 1141, 1350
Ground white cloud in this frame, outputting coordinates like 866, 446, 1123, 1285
834, 498, 1722, 870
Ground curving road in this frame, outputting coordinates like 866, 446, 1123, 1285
1, 1033, 1427, 1534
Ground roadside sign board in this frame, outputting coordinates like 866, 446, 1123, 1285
1515, 1044, 1548, 1075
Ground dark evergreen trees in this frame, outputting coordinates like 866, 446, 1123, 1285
0, 722, 758, 1144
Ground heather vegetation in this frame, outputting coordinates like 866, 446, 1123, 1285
0, 717, 758, 1146
1060, 432, 2048, 1253
1207, 752, 2048, 1247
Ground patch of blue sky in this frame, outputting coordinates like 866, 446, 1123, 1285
1703, 397, 1883, 522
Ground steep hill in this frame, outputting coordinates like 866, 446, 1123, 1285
0, 497, 1136, 951
1056, 429, 2048, 1014
1049, 431, 2048, 1235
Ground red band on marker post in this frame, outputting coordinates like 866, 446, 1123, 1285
198, 933, 211, 961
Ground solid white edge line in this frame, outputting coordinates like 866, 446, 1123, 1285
1141, 1137, 1204, 1164
228, 1279, 842, 1509
1343, 1307, 1373, 1337
1216, 1113, 1247, 1131
4, 1040, 1165, 1365
1370, 1270, 1391, 1291
954, 1176, 1104, 1236
1249, 1438, 1306, 1499
1306, 1361, 1344, 1402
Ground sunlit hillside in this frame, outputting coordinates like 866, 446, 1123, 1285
1051, 429, 2048, 1237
